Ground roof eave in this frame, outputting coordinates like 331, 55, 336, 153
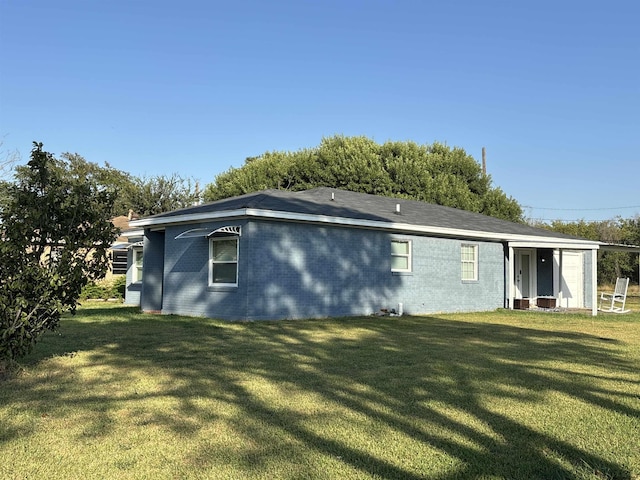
129, 208, 600, 247
599, 243, 640, 253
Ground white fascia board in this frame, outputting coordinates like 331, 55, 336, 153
122, 228, 144, 237
129, 207, 601, 247
129, 209, 247, 228
508, 241, 601, 250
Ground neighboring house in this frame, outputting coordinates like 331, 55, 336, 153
110, 227, 144, 305
107, 211, 145, 304
128, 187, 606, 320
106, 215, 134, 280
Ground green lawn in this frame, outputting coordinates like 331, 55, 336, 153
1, 305, 639, 480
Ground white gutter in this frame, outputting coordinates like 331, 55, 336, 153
599, 243, 640, 252
508, 240, 601, 250
129, 208, 602, 248
130, 209, 247, 228
121, 228, 144, 237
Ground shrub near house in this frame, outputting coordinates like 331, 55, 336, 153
0, 143, 117, 367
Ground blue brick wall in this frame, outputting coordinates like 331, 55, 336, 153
154, 219, 506, 320
245, 221, 393, 319
140, 230, 165, 312
160, 221, 250, 319
245, 222, 505, 319
397, 236, 505, 314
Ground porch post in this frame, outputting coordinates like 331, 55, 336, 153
508, 245, 514, 309
591, 248, 598, 316
558, 249, 564, 308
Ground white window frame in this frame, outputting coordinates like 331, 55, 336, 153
461, 244, 478, 281
391, 239, 412, 273
209, 236, 239, 287
132, 248, 144, 283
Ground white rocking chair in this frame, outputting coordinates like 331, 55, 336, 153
599, 278, 630, 313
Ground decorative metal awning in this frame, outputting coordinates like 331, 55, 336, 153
174, 225, 241, 240
108, 241, 144, 250
108, 242, 130, 250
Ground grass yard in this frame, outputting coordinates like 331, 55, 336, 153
1, 305, 639, 480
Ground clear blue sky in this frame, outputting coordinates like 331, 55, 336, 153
1, 0, 638, 222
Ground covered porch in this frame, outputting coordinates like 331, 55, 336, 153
507, 241, 599, 316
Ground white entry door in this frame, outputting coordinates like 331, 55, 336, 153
515, 250, 534, 298
561, 251, 584, 308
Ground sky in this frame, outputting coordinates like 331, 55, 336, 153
1, 0, 638, 222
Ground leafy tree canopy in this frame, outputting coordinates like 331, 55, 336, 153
1, 143, 118, 369
43, 153, 201, 218
59, 152, 135, 216
126, 174, 201, 217
532, 216, 640, 285
204, 135, 523, 222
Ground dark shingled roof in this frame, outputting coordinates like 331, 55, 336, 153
140, 187, 591, 242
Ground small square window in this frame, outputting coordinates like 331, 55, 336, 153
391, 240, 412, 272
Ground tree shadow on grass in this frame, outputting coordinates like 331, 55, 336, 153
5, 308, 639, 479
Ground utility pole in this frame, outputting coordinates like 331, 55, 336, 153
482, 147, 487, 176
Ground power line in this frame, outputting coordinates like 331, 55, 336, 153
522, 205, 640, 212
526, 217, 622, 223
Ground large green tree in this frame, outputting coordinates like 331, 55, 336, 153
126, 174, 201, 217
0, 143, 118, 371
60, 153, 135, 216
204, 135, 523, 222
54, 154, 201, 217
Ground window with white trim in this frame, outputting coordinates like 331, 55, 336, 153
209, 236, 239, 286
132, 248, 143, 283
391, 239, 412, 272
461, 244, 478, 281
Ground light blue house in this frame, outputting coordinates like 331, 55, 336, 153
128, 187, 603, 319
109, 227, 144, 306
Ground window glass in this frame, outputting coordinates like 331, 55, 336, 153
212, 263, 237, 284
391, 240, 411, 272
391, 256, 409, 271
461, 244, 478, 281
213, 239, 238, 262
133, 249, 143, 282
391, 241, 409, 255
